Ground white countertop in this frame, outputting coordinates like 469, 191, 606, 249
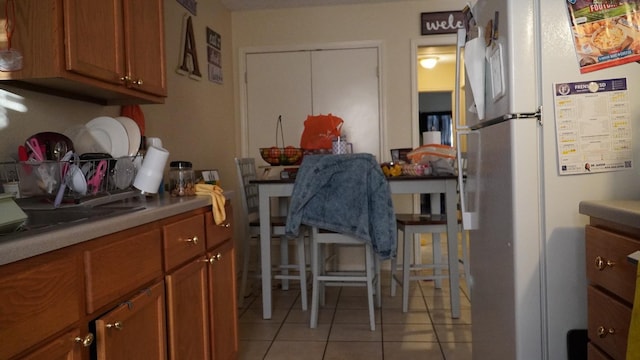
0, 194, 214, 266
579, 200, 640, 229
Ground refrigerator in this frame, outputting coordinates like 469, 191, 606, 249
455, 0, 640, 359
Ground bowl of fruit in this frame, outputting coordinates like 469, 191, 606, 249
260, 146, 303, 166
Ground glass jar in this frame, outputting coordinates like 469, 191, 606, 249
169, 161, 195, 196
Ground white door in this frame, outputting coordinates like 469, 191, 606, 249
311, 48, 381, 158
245, 51, 313, 163
244, 46, 382, 163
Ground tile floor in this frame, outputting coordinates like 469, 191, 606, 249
237, 267, 472, 359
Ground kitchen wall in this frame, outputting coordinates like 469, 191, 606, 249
231, 0, 467, 156
0, 0, 235, 181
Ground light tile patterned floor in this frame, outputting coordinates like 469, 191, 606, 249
237, 269, 472, 360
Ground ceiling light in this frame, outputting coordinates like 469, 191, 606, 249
419, 57, 438, 69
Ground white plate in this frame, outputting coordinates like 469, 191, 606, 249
63, 124, 107, 155
115, 116, 141, 157
86, 116, 129, 158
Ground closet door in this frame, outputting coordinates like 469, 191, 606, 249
245, 51, 312, 163
312, 47, 381, 158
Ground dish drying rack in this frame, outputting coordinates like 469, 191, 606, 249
1, 155, 141, 206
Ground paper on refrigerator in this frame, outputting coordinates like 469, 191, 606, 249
464, 27, 486, 120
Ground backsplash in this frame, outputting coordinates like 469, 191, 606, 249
0, 85, 119, 162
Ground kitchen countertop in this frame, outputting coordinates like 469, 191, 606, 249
0, 194, 216, 266
579, 200, 640, 228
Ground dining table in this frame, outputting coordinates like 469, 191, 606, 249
251, 174, 461, 320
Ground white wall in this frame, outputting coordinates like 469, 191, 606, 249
231, 0, 468, 160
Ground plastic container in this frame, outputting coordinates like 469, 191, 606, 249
169, 161, 195, 197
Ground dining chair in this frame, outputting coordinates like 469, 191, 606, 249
390, 213, 468, 312
309, 227, 380, 330
285, 153, 396, 331
234, 158, 308, 309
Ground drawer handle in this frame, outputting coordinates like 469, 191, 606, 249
74, 333, 95, 347
220, 222, 231, 228
595, 256, 615, 271
206, 253, 223, 264
185, 236, 199, 245
597, 325, 615, 338
106, 321, 123, 330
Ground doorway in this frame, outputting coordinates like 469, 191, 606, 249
411, 37, 459, 213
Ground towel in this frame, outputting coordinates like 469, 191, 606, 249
628, 265, 640, 359
195, 183, 226, 225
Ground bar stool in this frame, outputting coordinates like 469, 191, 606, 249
390, 213, 468, 312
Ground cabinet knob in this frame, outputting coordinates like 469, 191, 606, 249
106, 321, 123, 330
597, 325, 615, 338
220, 222, 231, 228
185, 236, 199, 245
594, 256, 616, 271
132, 78, 143, 86
74, 333, 95, 347
205, 253, 223, 264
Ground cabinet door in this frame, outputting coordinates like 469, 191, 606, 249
63, 0, 125, 85
123, 0, 167, 96
95, 281, 167, 360
245, 51, 312, 161
165, 258, 211, 360
0, 248, 83, 359
208, 240, 238, 360
312, 48, 381, 158
21, 329, 86, 360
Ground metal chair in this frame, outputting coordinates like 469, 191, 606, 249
235, 158, 307, 309
390, 213, 468, 312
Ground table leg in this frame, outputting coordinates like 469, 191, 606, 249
445, 178, 461, 318
259, 191, 272, 319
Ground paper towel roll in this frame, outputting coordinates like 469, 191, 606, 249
422, 131, 441, 145
133, 145, 169, 194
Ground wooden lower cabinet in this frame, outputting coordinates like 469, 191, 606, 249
166, 257, 211, 359
164, 204, 238, 360
208, 240, 239, 360
585, 224, 640, 359
0, 205, 237, 360
20, 329, 85, 360
0, 246, 84, 359
95, 281, 167, 359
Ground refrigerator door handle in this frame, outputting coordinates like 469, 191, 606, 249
456, 129, 479, 230
455, 27, 468, 132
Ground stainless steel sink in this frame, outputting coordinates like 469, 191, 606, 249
14, 192, 146, 232
22, 206, 144, 230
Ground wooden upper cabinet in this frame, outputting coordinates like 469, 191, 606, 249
63, 0, 126, 86
0, 0, 166, 104
123, 0, 167, 97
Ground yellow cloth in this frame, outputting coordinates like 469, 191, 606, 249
628, 264, 640, 359
195, 184, 226, 225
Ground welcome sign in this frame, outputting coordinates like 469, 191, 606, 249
421, 11, 464, 35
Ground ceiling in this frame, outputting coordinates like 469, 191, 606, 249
220, 0, 413, 11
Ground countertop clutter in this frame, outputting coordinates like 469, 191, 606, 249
0, 194, 212, 266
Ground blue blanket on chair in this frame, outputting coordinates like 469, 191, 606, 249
285, 153, 397, 259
